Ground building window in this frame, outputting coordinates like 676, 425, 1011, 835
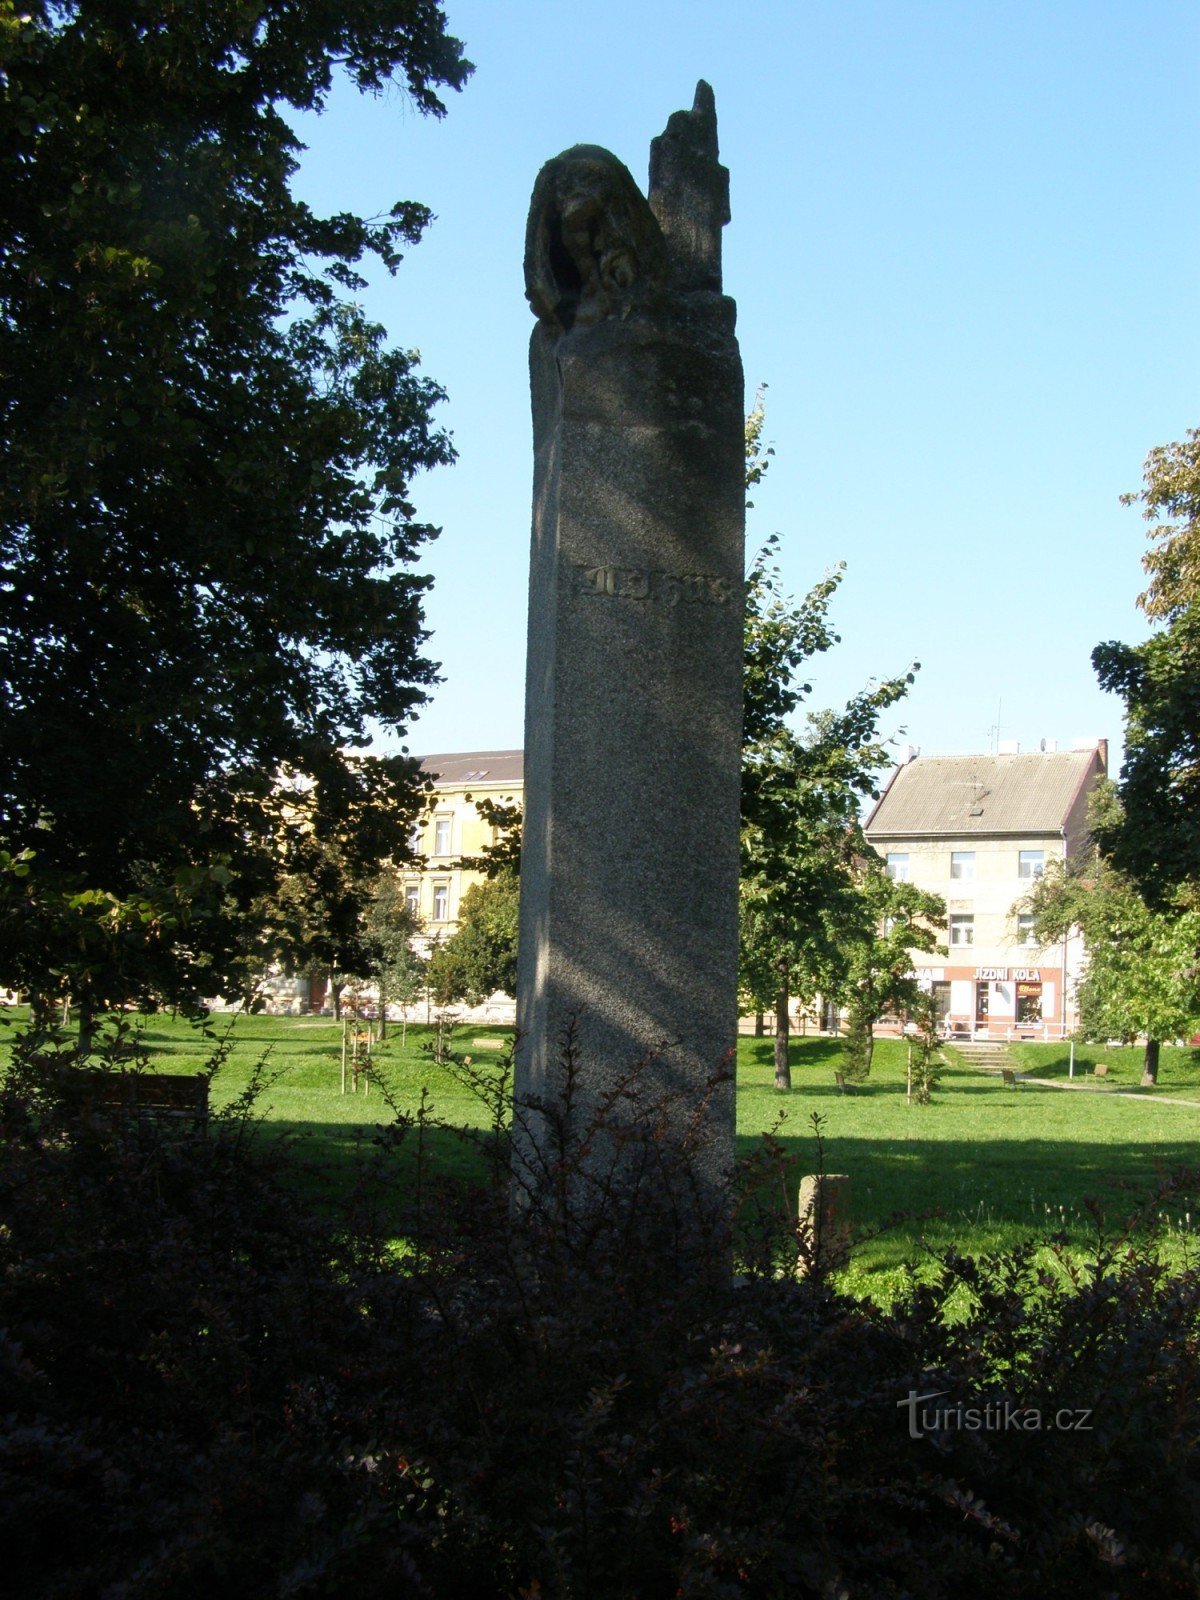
881, 915, 896, 937
950, 851, 975, 880
404, 883, 420, 918
1017, 913, 1038, 946
407, 822, 422, 855
1018, 849, 1045, 880
433, 816, 452, 856
949, 914, 974, 947
930, 981, 951, 1022
432, 883, 449, 922
886, 852, 909, 882
1016, 981, 1043, 1024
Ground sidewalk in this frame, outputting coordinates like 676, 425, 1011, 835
1008, 1074, 1200, 1109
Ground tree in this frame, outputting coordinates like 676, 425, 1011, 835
903, 992, 943, 1105
363, 872, 424, 1039
426, 867, 519, 1008
1025, 784, 1200, 1082
0, 3, 471, 1015
1093, 430, 1200, 903
840, 863, 945, 1083
740, 548, 919, 1088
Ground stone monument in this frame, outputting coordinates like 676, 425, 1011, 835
515, 83, 744, 1220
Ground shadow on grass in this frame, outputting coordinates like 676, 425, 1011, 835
742, 1037, 843, 1072
244, 1114, 495, 1232
737, 1122, 1200, 1253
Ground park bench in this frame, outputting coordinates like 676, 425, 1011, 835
62, 1069, 210, 1126
1093, 1063, 1109, 1079
1001, 1068, 1019, 1089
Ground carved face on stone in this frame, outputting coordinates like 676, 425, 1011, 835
524, 145, 667, 334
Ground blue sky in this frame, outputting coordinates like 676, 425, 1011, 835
292, 0, 1198, 773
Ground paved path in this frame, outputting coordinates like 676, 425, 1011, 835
1003, 1074, 1200, 1109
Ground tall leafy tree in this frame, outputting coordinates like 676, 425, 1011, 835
1025, 784, 1200, 1083
1093, 429, 1200, 903
841, 863, 945, 1083
427, 867, 519, 1008
363, 870, 424, 1038
740, 548, 918, 1088
0, 2, 471, 1014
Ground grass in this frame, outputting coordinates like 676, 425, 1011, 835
5, 1008, 1200, 1298
1007, 1037, 1200, 1099
740, 1035, 1200, 1297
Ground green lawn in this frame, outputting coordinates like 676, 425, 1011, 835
6, 1008, 1200, 1298
1007, 1037, 1200, 1099
739, 1036, 1200, 1295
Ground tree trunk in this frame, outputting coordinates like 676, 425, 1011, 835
754, 1009, 764, 1037
76, 997, 95, 1059
863, 1021, 875, 1077
331, 979, 345, 1022
774, 977, 791, 1090
1142, 1037, 1160, 1085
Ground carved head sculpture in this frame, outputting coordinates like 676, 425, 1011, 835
524, 144, 667, 334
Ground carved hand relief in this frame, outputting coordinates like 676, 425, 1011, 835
524, 145, 667, 334
574, 563, 735, 606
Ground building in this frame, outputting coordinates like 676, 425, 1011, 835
405, 749, 524, 950
252, 750, 524, 1015
863, 740, 1107, 1040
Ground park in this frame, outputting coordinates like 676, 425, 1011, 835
2, 4, 1200, 1597
9, 1006, 1200, 1287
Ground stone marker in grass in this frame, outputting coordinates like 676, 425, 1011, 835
514, 84, 744, 1237
797, 1174, 852, 1275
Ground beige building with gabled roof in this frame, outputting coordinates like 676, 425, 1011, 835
864, 741, 1107, 1039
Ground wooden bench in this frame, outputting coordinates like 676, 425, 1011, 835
1093, 1063, 1108, 1079
63, 1070, 210, 1126
1001, 1068, 1019, 1089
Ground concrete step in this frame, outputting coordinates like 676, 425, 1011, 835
950, 1040, 1014, 1071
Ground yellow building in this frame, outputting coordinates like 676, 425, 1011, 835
405, 749, 524, 949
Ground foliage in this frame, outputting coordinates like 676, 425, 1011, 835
740, 542, 918, 1085
904, 991, 944, 1103
1125, 427, 1200, 622
743, 381, 774, 506
459, 793, 523, 876
363, 870, 424, 1030
4, 1024, 1200, 1597
0, 2, 471, 1011
1025, 784, 1200, 1079
260, 826, 377, 999
1093, 428, 1200, 903
841, 862, 945, 1082
426, 866, 519, 1006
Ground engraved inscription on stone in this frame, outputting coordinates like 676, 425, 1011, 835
575, 564, 734, 606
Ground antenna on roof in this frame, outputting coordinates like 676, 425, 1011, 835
986, 698, 1003, 755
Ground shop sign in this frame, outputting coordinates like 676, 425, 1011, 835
975, 967, 1008, 981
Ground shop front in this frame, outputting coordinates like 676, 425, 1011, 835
935, 965, 1064, 1039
